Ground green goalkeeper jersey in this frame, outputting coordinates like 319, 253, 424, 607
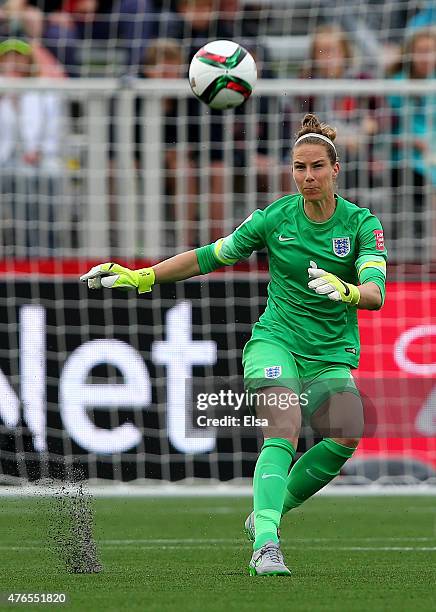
195, 193, 387, 368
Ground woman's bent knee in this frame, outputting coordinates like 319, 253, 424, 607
330, 437, 360, 449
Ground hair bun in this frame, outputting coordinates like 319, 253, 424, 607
302, 113, 321, 130
296, 113, 337, 143
294, 113, 338, 163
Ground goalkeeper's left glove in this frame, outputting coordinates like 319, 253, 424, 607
307, 261, 360, 305
80, 263, 155, 294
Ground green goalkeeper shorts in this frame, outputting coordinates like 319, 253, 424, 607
242, 338, 360, 421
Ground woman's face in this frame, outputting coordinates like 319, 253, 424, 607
312, 33, 347, 78
292, 143, 339, 202
72, 0, 97, 13
410, 35, 436, 78
180, 0, 214, 30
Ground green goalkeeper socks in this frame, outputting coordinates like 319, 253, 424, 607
253, 438, 295, 550
282, 438, 355, 515
253, 438, 355, 548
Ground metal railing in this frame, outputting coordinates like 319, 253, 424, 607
0, 78, 434, 262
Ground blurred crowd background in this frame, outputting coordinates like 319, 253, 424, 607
0, 0, 435, 263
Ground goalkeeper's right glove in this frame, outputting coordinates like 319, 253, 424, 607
80, 263, 155, 294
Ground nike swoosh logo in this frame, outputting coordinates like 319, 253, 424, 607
306, 468, 328, 482
278, 235, 296, 242
262, 473, 286, 481
337, 278, 350, 296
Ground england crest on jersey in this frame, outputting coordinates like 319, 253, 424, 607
332, 237, 350, 257
264, 366, 282, 379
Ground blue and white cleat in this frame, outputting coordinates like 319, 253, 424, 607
244, 511, 280, 543
249, 540, 291, 576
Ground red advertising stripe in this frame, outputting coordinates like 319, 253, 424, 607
356, 437, 436, 471
358, 282, 436, 376
0, 259, 154, 276
0, 258, 269, 276
356, 282, 436, 471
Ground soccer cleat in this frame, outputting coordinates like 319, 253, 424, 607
244, 511, 256, 542
244, 511, 280, 543
249, 540, 291, 576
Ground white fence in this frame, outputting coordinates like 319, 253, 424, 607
0, 78, 434, 261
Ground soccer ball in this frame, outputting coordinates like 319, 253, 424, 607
189, 40, 257, 110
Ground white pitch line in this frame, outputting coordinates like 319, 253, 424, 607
101, 538, 239, 545
181, 507, 236, 514
1, 543, 436, 552
97, 545, 436, 552
99, 537, 436, 545
336, 547, 436, 551
1, 484, 436, 497
0, 536, 436, 550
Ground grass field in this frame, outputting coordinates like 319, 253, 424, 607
1, 495, 435, 612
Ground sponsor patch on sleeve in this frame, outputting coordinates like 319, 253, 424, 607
373, 230, 384, 251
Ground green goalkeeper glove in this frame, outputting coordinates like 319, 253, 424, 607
308, 261, 360, 305
80, 263, 155, 294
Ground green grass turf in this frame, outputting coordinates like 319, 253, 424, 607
0, 495, 435, 612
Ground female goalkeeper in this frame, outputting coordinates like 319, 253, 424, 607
81, 113, 387, 577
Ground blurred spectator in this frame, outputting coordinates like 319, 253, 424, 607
299, 24, 381, 196
218, 0, 240, 32
135, 39, 199, 248
43, 0, 157, 76
407, 1, 436, 32
218, 0, 266, 39
300, 24, 355, 80
111, 0, 155, 72
387, 27, 436, 258
0, 0, 44, 39
318, 0, 411, 75
11, 0, 67, 76
32, 36, 66, 76
27, 0, 62, 10
43, 0, 98, 76
185, 0, 275, 83
232, 44, 292, 201
234, 2, 268, 38
165, 0, 234, 65
217, 1, 274, 78
0, 1, 67, 75
0, 38, 64, 256
134, 37, 285, 248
